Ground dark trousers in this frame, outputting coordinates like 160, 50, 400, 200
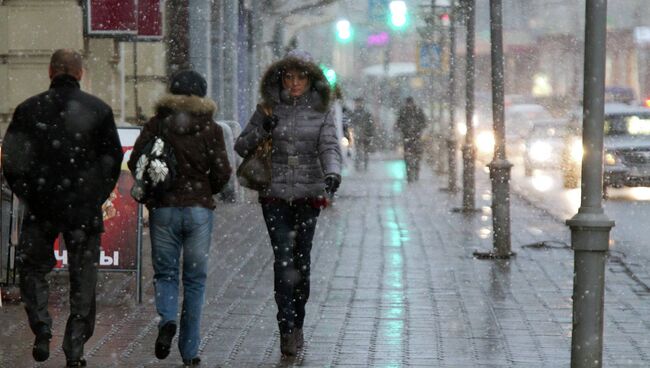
355, 138, 372, 171
261, 201, 320, 335
17, 211, 100, 360
404, 142, 423, 182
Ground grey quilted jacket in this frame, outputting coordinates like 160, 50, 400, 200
235, 56, 342, 201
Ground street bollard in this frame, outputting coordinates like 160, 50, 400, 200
566, 1, 614, 367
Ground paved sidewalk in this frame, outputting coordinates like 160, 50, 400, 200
1, 156, 649, 367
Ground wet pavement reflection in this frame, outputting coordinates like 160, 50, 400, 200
0, 155, 649, 366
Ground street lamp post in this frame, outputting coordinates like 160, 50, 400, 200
445, 0, 458, 192
459, 0, 478, 212
477, 0, 513, 259
566, 1, 614, 367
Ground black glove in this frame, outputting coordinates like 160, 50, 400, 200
262, 114, 279, 132
324, 174, 341, 195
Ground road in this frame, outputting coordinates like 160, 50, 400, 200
502, 155, 650, 290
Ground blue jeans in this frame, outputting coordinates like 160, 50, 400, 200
261, 201, 320, 335
150, 207, 213, 361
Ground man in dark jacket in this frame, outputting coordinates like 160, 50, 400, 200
127, 70, 231, 367
349, 97, 375, 171
1, 49, 123, 367
396, 96, 428, 182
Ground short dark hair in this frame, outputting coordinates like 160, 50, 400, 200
354, 97, 364, 102
50, 49, 83, 77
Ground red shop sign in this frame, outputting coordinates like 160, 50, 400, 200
85, 0, 162, 40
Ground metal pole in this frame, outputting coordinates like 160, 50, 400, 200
222, 0, 239, 121
445, 0, 458, 192
461, 0, 476, 211
211, 0, 225, 119
567, 1, 613, 366
487, 0, 512, 258
135, 203, 143, 303
132, 42, 139, 123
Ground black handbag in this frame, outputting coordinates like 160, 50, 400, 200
236, 106, 273, 191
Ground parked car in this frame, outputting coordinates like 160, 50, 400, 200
523, 120, 570, 176
561, 103, 650, 189
505, 104, 554, 158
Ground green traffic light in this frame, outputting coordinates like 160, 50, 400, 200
388, 0, 408, 30
320, 64, 337, 87
336, 19, 353, 43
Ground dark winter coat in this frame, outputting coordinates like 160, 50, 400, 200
234, 56, 342, 201
127, 94, 231, 210
1, 74, 123, 232
349, 107, 375, 142
396, 104, 427, 149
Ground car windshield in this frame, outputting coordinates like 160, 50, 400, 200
604, 113, 650, 136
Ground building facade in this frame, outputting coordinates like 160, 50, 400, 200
0, 0, 167, 133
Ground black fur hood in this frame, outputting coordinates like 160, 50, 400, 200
259, 56, 331, 112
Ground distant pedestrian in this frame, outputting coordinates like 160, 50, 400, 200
127, 70, 231, 367
349, 97, 375, 171
1, 49, 123, 367
235, 49, 342, 357
396, 96, 427, 182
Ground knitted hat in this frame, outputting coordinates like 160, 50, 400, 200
170, 70, 207, 97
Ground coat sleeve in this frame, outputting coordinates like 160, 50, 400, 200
96, 109, 124, 204
1, 103, 36, 201
208, 123, 232, 194
234, 104, 272, 158
318, 110, 342, 176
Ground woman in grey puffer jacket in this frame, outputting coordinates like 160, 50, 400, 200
235, 50, 342, 357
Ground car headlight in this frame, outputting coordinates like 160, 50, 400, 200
529, 141, 552, 162
456, 122, 467, 136
476, 131, 495, 155
570, 139, 583, 162
604, 152, 618, 166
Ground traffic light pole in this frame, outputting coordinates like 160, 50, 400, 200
567, 1, 613, 367
445, 0, 458, 192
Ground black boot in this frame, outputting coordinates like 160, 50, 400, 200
155, 322, 177, 359
66, 358, 87, 367
183, 357, 201, 366
294, 328, 304, 349
32, 329, 51, 362
280, 332, 297, 356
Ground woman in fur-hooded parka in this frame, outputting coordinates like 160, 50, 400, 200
235, 50, 342, 356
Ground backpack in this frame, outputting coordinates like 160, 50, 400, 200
130, 119, 177, 203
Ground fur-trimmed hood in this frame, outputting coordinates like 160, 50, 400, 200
155, 94, 217, 135
260, 56, 331, 112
